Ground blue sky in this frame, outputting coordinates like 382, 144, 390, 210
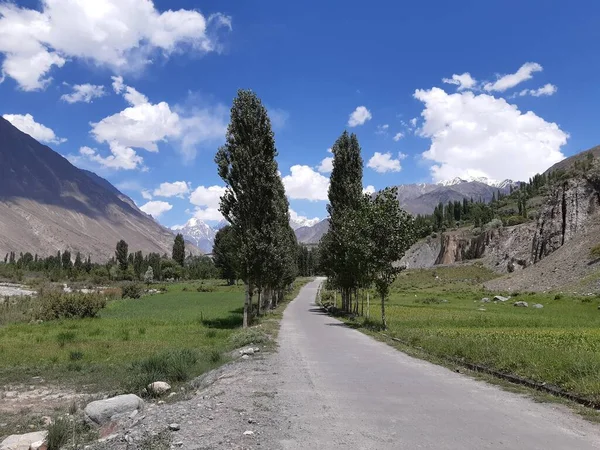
1, 0, 598, 228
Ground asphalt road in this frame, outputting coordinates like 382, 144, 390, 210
275, 278, 600, 449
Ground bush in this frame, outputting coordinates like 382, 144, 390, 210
122, 282, 143, 299
229, 328, 268, 348
196, 284, 214, 293
504, 215, 528, 226
483, 218, 503, 231
47, 417, 70, 450
37, 291, 107, 321
590, 244, 600, 260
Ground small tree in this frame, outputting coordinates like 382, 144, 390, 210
62, 250, 73, 271
116, 240, 129, 271
144, 266, 154, 284
172, 233, 186, 267
366, 187, 415, 329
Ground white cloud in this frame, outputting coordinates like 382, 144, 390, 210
268, 107, 289, 130
409, 118, 418, 129
141, 189, 153, 200
76, 144, 143, 170
442, 73, 477, 91
367, 152, 403, 173
3, 113, 66, 144
348, 106, 372, 127
483, 62, 543, 92
363, 185, 376, 195
61, 83, 105, 104
375, 124, 389, 135
140, 200, 172, 218
393, 132, 404, 142
153, 181, 190, 198
0, 1, 231, 91
289, 209, 320, 229
317, 156, 333, 174
517, 83, 558, 98
414, 87, 568, 182
283, 165, 329, 201
189, 185, 226, 221
80, 79, 226, 169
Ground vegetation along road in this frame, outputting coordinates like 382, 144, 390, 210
275, 279, 600, 449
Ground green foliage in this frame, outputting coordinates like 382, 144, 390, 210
213, 225, 240, 285
504, 215, 529, 226
56, 331, 77, 347
122, 282, 143, 299
144, 266, 154, 284
115, 240, 129, 271
229, 328, 268, 348
590, 244, 600, 260
47, 417, 70, 450
38, 291, 107, 321
172, 233, 186, 267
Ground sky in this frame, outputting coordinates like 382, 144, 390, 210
1, 0, 599, 228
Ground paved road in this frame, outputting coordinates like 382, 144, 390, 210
275, 278, 600, 449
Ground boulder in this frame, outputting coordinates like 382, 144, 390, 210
84, 394, 144, 426
240, 348, 255, 356
28, 441, 46, 450
493, 295, 510, 302
533, 303, 544, 309
0, 431, 47, 450
148, 381, 171, 395
514, 301, 529, 308
480, 298, 490, 303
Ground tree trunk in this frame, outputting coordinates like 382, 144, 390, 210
257, 289, 262, 316
381, 293, 387, 330
367, 291, 370, 319
243, 283, 250, 328
361, 290, 364, 316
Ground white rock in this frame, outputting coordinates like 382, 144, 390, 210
241, 355, 250, 360
84, 394, 144, 426
480, 298, 490, 303
169, 423, 180, 431
148, 381, 171, 395
513, 301, 529, 308
240, 348, 255, 356
28, 441, 45, 450
493, 295, 510, 302
533, 303, 544, 309
243, 430, 254, 436
0, 431, 47, 450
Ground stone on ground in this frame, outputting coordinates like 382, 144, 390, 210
0, 431, 47, 450
514, 301, 529, 307
84, 394, 144, 426
148, 381, 171, 395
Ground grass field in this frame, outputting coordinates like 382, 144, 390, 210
331, 265, 600, 403
0, 278, 311, 394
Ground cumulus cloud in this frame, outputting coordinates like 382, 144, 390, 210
317, 156, 333, 174
140, 200, 173, 218
283, 165, 329, 201
77, 79, 226, 169
363, 185, 376, 195
76, 144, 143, 170
348, 106, 372, 127
375, 124, 389, 135
442, 72, 477, 91
516, 83, 558, 98
414, 87, 568, 182
153, 181, 190, 198
483, 62, 543, 92
141, 189, 153, 200
189, 185, 226, 221
61, 83, 105, 104
3, 113, 66, 144
393, 132, 404, 142
367, 152, 403, 173
0, 1, 231, 91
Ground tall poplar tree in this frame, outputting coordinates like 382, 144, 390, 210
172, 233, 186, 267
216, 89, 293, 327
115, 240, 129, 271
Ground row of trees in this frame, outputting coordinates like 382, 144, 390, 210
318, 131, 415, 329
215, 90, 299, 327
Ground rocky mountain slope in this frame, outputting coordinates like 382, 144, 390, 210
0, 117, 198, 261
172, 218, 216, 253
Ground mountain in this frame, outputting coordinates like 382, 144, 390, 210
290, 215, 320, 231
172, 218, 216, 253
294, 178, 521, 244
0, 117, 199, 261
544, 145, 600, 175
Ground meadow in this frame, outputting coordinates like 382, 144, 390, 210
0, 278, 310, 395
331, 265, 600, 404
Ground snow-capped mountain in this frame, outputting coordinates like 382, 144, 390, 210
438, 176, 517, 189
172, 218, 217, 254
289, 211, 321, 230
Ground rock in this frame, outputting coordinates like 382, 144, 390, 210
493, 295, 510, 302
478, 308, 486, 311
253, 347, 261, 352
84, 394, 144, 426
169, 423, 180, 431
240, 348, 255, 356
514, 301, 529, 307
147, 381, 171, 395
28, 441, 46, 450
241, 355, 250, 360
480, 298, 490, 303
0, 431, 47, 450
243, 431, 254, 436
533, 303, 544, 309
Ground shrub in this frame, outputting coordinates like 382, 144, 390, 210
483, 218, 503, 231
122, 282, 143, 299
37, 291, 107, 321
590, 244, 600, 260
69, 351, 84, 361
47, 417, 70, 450
57, 331, 77, 347
196, 284, 214, 293
504, 215, 528, 226
229, 328, 268, 348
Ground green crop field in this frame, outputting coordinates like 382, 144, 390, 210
0, 278, 310, 394
333, 265, 600, 403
